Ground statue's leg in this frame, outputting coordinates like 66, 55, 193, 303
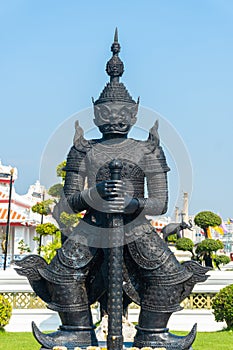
133, 277, 197, 350
33, 260, 98, 349
132, 251, 198, 350
127, 229, 210, 349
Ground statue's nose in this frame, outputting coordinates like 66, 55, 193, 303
110, 113, 117, 123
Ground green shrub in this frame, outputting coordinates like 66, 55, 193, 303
196, 239, 224, 254
48, 183, 63, 198
213, 254, 231, 270
212, 284, 233, 329
194, 211, 221, 229
35, 223, 60, 236
40, 230, 62, 264
31, 199, 53, 216
0, 295, 12, 329
175, 237, 194, 252
167, 233, 178, 243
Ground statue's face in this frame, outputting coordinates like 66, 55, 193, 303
94, 102, 138, 135
106, 55, 124, 77
111, 42, 120, 54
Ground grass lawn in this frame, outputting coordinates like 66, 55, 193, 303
0, 331, 38, 350
0, 330, 233, 350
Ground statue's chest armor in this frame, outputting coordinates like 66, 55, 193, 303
86, 139, 145, 196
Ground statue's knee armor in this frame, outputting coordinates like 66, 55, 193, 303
139, 255, 193, 313
140, 278, 185, 313
38, 253, 90, 313
46, 278, 88, 312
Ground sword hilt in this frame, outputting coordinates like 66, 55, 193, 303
109, 159, 123, 181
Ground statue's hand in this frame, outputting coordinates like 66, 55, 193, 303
82, 181, 139, 214
81, 180, 125, 212
101, 187, 139, 214
96, 180, 125, 199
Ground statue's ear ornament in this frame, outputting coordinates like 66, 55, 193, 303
73, 120, 89, 149
145, 119, 160, 152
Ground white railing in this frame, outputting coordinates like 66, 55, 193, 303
1, 267, 233, 332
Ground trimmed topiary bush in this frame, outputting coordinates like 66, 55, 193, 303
0, 295, 12, 330
175, 237, 194, 252
212, 254, 231, 270
196, 239, 224, 254
212, 284, 233, 329
195, 239, 224, 268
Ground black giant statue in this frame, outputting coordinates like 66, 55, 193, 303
16, 29, 210, 350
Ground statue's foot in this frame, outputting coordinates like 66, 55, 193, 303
32, 321, 98, 350
133, 323, 197, 350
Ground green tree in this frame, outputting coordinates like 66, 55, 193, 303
31, 160, 82, 262
196, 239, 224, 254
36, 223, 60, 236
175, 237, 195, 259
31, 199, 54, 216
59, 211, 82, 228
49, 160, 83, 233
196, 239, 224, 268
31, 199, 54, 254
56, 160, 67, 182
39, 230, 62, 264
47, 183, 63, 199
212, 254, 231, 270
194, 211, 221, 238
34, 223, 61, 263
17, 239, 31, 254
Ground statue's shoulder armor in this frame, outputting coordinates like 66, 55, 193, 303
141, 144, 170, 174
138, 120, 170, 174
63, 146, 88, 174
64, 121, 98, 174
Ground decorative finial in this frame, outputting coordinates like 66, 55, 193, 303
114, 27, 118, 42
111, 28, 120, 54
106, 28, 124, 82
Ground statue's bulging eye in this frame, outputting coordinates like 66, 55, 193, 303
120, 107, 130, 118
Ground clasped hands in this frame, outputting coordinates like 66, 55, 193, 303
84, 180, 139, 214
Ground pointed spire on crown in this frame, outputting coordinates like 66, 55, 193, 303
94, 29, 137, 106
106, 28, 124, 82
111, 27, 120, 54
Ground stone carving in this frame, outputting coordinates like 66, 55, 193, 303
15, 29, 210, 350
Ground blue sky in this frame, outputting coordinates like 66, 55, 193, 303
0, 0, 233, 219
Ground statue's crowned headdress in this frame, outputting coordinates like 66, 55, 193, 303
93, 29, 139, 130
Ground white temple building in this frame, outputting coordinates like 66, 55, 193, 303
0, 161, 55, 266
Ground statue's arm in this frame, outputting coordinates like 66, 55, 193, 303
63, 169, 88, 213
137, 172, 168, 216
136, 144, 170, 216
